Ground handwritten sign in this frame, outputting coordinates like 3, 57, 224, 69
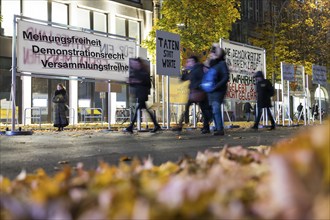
221, 39, 265, 101
156, 30, 180, 76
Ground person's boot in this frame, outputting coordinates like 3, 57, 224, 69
201, 127, 210, 134
124, 125, 133, 133
150, 125, 161, 133
269, 125, 276, 130
251, 124, 258, 130
213, 130, 224, 136
172, 126, 182, 132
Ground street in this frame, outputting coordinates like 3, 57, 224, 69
0, 125, 306, 180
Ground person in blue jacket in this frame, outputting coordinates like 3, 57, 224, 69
203, 44, 229, 136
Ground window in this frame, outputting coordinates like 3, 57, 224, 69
23, 0, 47, 21
77, 7, 90, 29
116, 17, 140, 43
115, 17, 126, 37
93, 12, 107, 32
52, 2, 69, 25
129, 20, 140, 43
1, 0, 20, 36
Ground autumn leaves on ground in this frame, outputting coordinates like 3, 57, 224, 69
0, 122, 329, 220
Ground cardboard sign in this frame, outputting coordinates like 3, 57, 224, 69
156, 30, 180, 76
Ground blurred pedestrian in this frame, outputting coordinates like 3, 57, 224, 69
172, 55, 212, 134
297, 103, 303, 114
312, 103, 319, 119
52, 83, 69, 131
124, 58, 161, 133
243, 102, 253, 122
201, 43, 229, 136
297, 102, 303, 119
252, 71, 275, 130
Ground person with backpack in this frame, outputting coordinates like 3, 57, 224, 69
251, 71, 276, 130
124, 58, 161, 133
172, 55, 212, 134
201, 44, 229, 136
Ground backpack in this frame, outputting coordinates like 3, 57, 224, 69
201, 67, 217, 92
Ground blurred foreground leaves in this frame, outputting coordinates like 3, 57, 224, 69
1, 123, 329, 220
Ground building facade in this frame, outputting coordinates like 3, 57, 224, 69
0, 0, 153, 125
0, 0, 328, 127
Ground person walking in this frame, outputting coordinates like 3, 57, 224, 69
124, 58, 161, 133
52, 83, 69, 131
201, 44, 229, 136
312, 103, 319, 120
297, 103, 303, 119
252, 71, 276, 130
172, 55, 212, 134
243, 102, 253, 122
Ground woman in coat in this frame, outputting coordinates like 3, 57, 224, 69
52, 83, 68, 131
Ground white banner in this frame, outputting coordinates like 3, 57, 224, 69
17, 20, 136, 81
156, 30, 180, 76
312, 65, 327, 86
221, 39, 265, 102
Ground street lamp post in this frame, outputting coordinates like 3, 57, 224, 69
271, 0, 289, 85
271, 0, 289, 123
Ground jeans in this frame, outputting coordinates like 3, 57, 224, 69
245, 112, 251, 122
208, 91, 226, 131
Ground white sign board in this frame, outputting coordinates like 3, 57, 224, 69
17, 20, 136, 81
221, 39, 265, 102
156, 30, 180, 76
312, 65, 327, 86
281, 62, 295, 81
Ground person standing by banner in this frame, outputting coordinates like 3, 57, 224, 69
243, 102, 253, 122
124, 58, 161, 133
52, 83, 69, 131
252, 71, 276, 130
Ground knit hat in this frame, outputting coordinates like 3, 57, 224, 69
254, 71, 264, 78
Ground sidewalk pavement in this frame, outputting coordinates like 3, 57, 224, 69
0, 124, 306, 180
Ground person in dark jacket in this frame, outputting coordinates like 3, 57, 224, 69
124, 58, 161, 133
172, 55, 212, 133
52, 83, 68, 131
252, 71, 275, 130
204, 44, 229, 136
